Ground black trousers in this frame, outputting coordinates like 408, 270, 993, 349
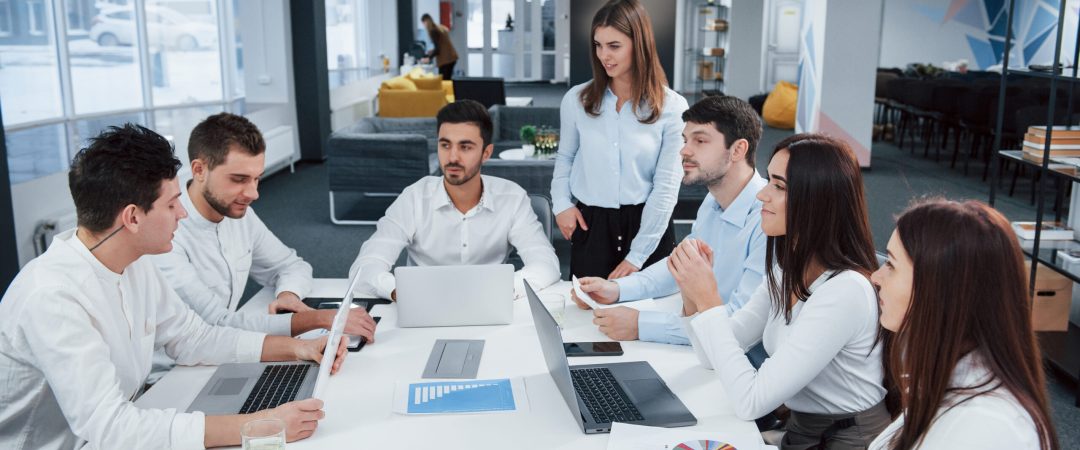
569, 202, 676, 279
439, 61, 456, 80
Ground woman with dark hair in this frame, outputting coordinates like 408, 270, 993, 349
551, 0, 688, 279
672, 133, 890, 449
421, 13, 458, 80
869, 199, 1058, 449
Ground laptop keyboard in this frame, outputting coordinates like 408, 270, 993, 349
238, 364, 311, 414
570, 367, 644, 424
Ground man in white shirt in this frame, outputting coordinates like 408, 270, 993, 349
349, 100, 560, 299
0, 124, 346, 449
572, 96, 767, 348
154, 113, 376, 347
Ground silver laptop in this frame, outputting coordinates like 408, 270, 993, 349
186, 274, 357, 414
525, 280, 697, 434
395, 264, 514, 327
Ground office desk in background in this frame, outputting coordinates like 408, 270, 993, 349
137, 279, 765, 449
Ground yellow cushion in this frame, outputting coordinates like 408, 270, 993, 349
409, 75, 444, 91
763, 81, 798, 129
408, 67, 427, 78
381, 77, 417, 91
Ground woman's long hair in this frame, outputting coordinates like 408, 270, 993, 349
886, 200, 1058, 450
764, 133, 878, 322
579, 0, 667, 124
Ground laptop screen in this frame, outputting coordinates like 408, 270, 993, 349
312, 271, 362, 399
523, 280, 585, 428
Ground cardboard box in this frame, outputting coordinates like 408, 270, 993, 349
1026, 260, 1073, 331
701, 47, 726, 57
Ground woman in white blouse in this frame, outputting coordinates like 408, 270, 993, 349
671, 134, 890, 449
551, 0, 688, 280
868, 199, 1058, 450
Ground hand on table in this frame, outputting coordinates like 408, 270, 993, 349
592, 306, 640, 341
263, 398, 325, 442
343, 308, 377, 343
269, 292, 314, 314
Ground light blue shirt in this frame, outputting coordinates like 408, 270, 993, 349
551, 82, 689, 267
615, 174, 768, 345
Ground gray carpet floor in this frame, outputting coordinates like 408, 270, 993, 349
246, 82, 1079, 446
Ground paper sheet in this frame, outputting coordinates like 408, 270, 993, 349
572, 275, 618, 309
606, 422, 769, 450
392, 377, 530, 415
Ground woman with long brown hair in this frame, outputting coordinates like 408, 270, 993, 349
672, 134, 890, 449
869, 199, 1058, 449
551, 0, 688, 279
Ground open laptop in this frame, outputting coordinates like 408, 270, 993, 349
186, 274, 357, 414
525, 280, 697, 433
395, 264, 514, 327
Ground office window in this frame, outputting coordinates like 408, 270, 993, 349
5, 124, 67, 184
71, 112, 147, 152
147, 0, 223, 105
71, 3, 144, 114
66, 0, 93, 33
0, 1, 13, 35
326, 0, 371, 89
0, 2, 63, 125
27, 0, 46, 35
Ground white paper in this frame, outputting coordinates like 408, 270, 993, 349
572, 275, 617, 309
392, 377, 530, 415
606, 422, 768, 450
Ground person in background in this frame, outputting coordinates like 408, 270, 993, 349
0, 124, 346, 449
552, 0, 688, 280
571, 95, 766, 348
675, 134, 890, 449
868, 199, 1058, 450
421, 13, 459, 80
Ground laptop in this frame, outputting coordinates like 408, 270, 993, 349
524, 280, 697, 433
395, 264, 514, 327
186, 274, 357, 414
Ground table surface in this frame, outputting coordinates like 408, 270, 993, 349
137, 280, 765, 449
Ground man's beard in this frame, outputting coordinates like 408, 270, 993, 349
443, 163, 480, 186
203, 188, 245, 219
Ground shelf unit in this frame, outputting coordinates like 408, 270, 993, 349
988, 0, 1080, 407
680, 0, 729, 103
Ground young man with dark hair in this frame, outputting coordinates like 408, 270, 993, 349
349, 100, 559, 299
153, 113, 376, 376
573, 96, 768, 346
0, 124, 345, 449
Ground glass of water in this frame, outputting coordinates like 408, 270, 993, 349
539, 293, 566, 327
242, 418, 286, 450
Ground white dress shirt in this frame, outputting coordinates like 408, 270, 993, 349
869, 352, 1041, 449
349, 175, 560, 299
551, 83, 689, 267
0, 230, 265, 450
684, 269, 886, 420
153, 185, 313, 336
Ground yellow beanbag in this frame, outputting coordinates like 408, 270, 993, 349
381, 76, 417, 91
409, 75, 444, 91
763, 81, 798, 129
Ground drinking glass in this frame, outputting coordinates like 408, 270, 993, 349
242, 418, 286, 450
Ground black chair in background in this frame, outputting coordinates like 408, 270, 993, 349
452, 77, 507, 109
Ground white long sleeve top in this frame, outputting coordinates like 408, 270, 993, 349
153, 186, 313, 336
868, 352, 1041, 449
0, 229, 265, 450
684, 269, 886, 420
348, 175, 561, 299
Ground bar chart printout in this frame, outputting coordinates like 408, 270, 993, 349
406, 378, 517, 414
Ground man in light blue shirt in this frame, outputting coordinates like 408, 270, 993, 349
573, 96, 767, 346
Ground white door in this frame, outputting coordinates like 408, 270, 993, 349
763, 0, 802, 91
462, 0, 559, 81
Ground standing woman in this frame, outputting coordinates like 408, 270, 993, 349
672, 134, 890, 449
421, 13, 459, 80
869, 200, 1058, 449
552, 0, 688, 279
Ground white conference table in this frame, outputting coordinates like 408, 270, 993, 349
138, 279, 766, 449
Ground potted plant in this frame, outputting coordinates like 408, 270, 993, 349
520, 125, 537, 156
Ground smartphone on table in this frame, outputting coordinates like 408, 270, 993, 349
563, 341, 624, 357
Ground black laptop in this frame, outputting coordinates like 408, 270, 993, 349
524, 281, 697, 433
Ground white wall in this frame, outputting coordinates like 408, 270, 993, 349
725, 0, 766, 99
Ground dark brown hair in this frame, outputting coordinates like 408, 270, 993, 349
580, 0, 667, 124
188, 112, 265, 169
764, 133, 878, 322
681, 95, 763, 169
885, 199, 1058, 450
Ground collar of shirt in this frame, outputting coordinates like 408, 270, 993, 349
715, 173, 768, 228
62, 228, 122, 284
430, 175, 496, 215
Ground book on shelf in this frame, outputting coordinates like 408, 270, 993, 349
1024, 133, 1080, 146
1028, 125, 1080, 139
1022, 145, 1080, 157
701, 47, 726, 57
1013, 221, 1075, 240
1022, 140, 1080, 150
1019, 152, 1079, 174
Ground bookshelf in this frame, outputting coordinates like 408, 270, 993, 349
988, 0, 1080, 407
680, 0, 729, 103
